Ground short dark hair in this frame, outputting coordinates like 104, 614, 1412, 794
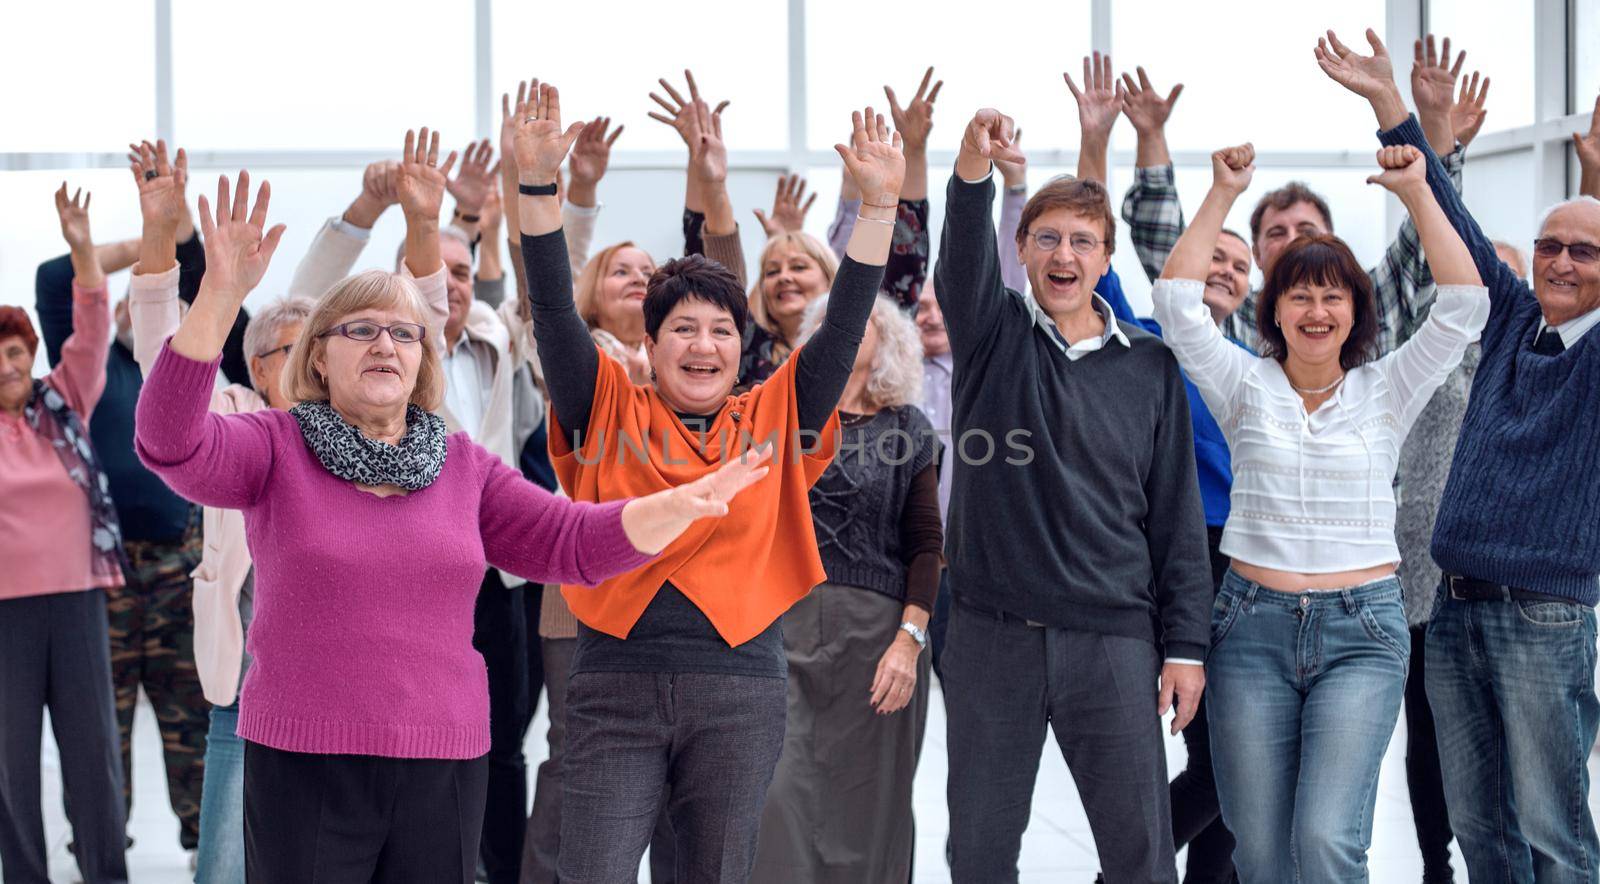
643, 254, 749, 339
1016, 176, 1116, 256
1249, 182, 1333, 245
0, 306, 39, 355
1255, 235, 1378, 371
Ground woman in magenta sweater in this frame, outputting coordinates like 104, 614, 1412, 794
133, 142, 771, 884
0, 184, 129, 884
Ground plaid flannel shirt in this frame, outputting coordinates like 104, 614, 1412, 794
1119, 148, 1468, 354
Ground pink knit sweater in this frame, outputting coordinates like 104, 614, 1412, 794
134, 342, 652, 759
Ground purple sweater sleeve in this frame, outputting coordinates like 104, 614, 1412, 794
135, 342, 278, 509
997, 186, 1028, 293
476, 453, 654, 587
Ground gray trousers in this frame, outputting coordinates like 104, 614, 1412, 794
943, 599, 1176, 884
558, 671, 786, 884
0, 589, 128, 884
519, 637, 574, 884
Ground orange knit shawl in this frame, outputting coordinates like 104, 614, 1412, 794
550, 347, 840, 646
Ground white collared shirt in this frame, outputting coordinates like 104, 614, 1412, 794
1539, 305, 1600, 349
442, 332, 495, 438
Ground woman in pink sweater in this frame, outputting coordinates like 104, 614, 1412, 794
0, 185, 130, 884
134, 147, 771, 884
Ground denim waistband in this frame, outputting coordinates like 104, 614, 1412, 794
1220, 569, 1401, 610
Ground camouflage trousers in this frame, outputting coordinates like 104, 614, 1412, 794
109, 518, 208, 850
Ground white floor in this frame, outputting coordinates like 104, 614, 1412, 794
23, 682, 1595, 883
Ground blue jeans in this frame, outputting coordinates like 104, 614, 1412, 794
1426, 582, 1600, 883
1207, 571, 1408, 884
195, 702, 244, 884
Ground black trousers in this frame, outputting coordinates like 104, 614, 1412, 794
1167, 527, 1237, 883
944, 599, 1175, 884
0, 589, 128, 884
1404, 622, 1456, 883
473, 571, 539, 884
243, 742, 488, 883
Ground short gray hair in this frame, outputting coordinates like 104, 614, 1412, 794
243, 296, 316, 363
799, 294, 925, 409
1536, 195, 1600, 238
394, 225, 476, 272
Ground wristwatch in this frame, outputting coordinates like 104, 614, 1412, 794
899, 621, 928, 650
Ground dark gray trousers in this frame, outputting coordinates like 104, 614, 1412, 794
520, 637, 574, 884
943, 599, 1177, 884
0, 589, 128, 884
558, 672, 786, 884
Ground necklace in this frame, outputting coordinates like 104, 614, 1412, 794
1289, 374, 1345, 395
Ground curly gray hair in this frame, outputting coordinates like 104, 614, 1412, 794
799, 294, 925, 409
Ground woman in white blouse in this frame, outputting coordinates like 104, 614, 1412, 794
1151, 143, 1487, 884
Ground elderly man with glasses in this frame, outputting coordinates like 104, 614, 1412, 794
1317, 25, 1600, 883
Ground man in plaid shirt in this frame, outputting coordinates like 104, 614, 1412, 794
1118, 65, 1476, 357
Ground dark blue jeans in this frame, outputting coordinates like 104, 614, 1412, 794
1426, 582, 1600, 883
1207, 572, 1408, 884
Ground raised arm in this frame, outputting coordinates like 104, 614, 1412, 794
286, 160, 399, 299
1152, 146, 1258, 414
126, 140, 193, 375
1367, 144, 1488, 419
394, 127, 459, 356
792, 108, 901, 431
935, 109, 1027, 354
754, 174, 817, 239
446, 138, 495, 243
41, 183, 111, 417
1064, 52, 1123, 185
138, 173, 286, 507
651, 70, 735, 237
1119, 65, 1187, 282
994, 129, 1029, 292
1575, 92, 1600, 200
514, 82, 603, 444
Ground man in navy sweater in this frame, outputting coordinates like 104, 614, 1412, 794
934, 106, 1211, 884
1321, 28, 1600, 882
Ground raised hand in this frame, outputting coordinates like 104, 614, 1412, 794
1452, 71, 1491, 147
1120, 66, 1183, 136
1064, 52, 1124, 142
196, 172, 286, 303
957, 108, 1025, 179
54, 183, 94, 252
648, 70, 729, 154
689, 94, 728, 185
1315, 28, 1397, 101
885, 66, 942, 155
993, 128, 1027, 189
1211, 143, 1255, 196
754, 174, 816, 236
127, 139, 190, 235
1411, 35, 1465, 120
447, 138, 496, 215
362, 160, 401, 210
480, 185, 503, 241
396, 128, 458, 221
513, 82, 586, 184
835, 107, 905, 206
1366, 144, 1427, 194
1574, 93, 1600, 175
501, 79, 537, 169
569, 116, 622, 188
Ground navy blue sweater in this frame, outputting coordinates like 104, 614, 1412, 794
1382, 115, 1600, 603
933, 172, 1212, 660
34, 236, 249, 544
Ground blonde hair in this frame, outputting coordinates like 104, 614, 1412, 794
574, 241, 650, 330
281, 269, 444, 411
748, 232, 839, 349
799, 293, 924, 409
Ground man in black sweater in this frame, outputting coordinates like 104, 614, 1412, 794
36, 211, 249, 854
934, 108, 1211, 884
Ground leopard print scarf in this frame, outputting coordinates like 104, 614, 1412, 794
290, 400, 447, 491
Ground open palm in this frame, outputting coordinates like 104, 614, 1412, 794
128, 139, 189, 232
197, 172, 285, 302
54, 183, 93, 251
836, 107, 905, 204
397, 127, 457, 220
513, 83, 585, 183
1316, 29, 1395, 100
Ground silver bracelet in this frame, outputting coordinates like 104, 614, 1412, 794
855, 214, 895, 225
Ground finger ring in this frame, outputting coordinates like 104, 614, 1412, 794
524, 117, 537, 124
143, 170, 157, 181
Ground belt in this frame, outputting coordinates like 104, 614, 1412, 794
956, 598, 1049, 628
1444, 574, 1575, 605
